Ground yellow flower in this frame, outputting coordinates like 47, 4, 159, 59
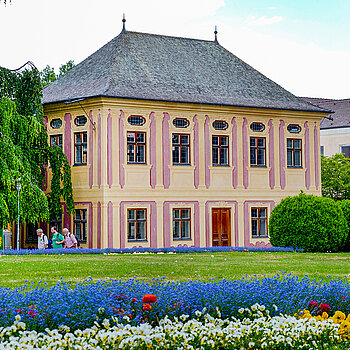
321, 312, 329, 319
332, 311, 346, 324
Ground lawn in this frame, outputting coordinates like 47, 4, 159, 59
0, 251, 349, 289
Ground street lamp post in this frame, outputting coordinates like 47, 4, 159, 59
15, 178, 21, 250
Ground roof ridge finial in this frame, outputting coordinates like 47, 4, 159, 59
214, 25, 218, 43
122, 13, 126, 33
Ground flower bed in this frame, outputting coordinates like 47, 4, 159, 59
0, 275, 349, 332
1, 304, 349, 349
0, 246, 301, 255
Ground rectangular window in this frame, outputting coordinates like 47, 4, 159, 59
172, 133, 190, 165
340, 145, 350, 158
212, 135, 229, 166
320, 145, 324, 156
127, 131, 146, 163
250, 137, 266, 166
74, 209, 87, 242
74, 132, 87, 165
50, 134, 63, 149
287, 138, 302, 167
173, 208, 191, 240
128, 209, 147, 241
251, 207, 268, 237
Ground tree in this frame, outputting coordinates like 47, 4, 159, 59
40, 60, 75, 87
321, 154, 350, 200
40, 65, 56, 88
0, 63, 74, 229
58, 60, 75, 77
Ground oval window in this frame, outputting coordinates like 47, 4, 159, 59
75, 116, 87, 126
212, 120, 228, 130
128, 115, 145, 126
250, 122, 265, 132
173, 118, 189, 128
50, 118, 62, 129
287, 124, 301, 133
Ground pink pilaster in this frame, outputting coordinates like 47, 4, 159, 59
279, 120, 286, 190
108, 201, 113, 247
150, 112, 157, 189
231, 117, 238, 188
314, 123, 320, 190
89, 110, 94, 189
193, 115, 199, 189
242, 118, 248, 189
204, 115, 210, 188
119, 110, 125, 188
162, 113, 170, 189
97, 113, 102, 188
64, 113, 72, 165
268, 119, 275, 189
97, 202, 101, 249
304, 121, 310, 190
107, 110, 113, 188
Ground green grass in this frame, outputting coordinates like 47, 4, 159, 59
0, 251, 349, 289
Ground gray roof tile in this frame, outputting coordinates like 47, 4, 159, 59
43, 31, 327, 113
302, 97, 350, 129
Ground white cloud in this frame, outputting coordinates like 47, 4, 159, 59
246, 15, 284, 26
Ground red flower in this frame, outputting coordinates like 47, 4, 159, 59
131, 298, 137, 302
142, 294, 157, 304
308, 301, 318, 309
319, 303, 330, 313
142, 303, 152, 311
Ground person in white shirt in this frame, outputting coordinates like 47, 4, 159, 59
37, 228, 48, 249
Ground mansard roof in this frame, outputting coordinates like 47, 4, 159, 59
43, 30, 327, 113
302, 97, 349, 129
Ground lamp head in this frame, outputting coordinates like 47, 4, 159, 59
15, 178, 22, 191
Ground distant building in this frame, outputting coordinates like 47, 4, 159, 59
35, 26, 329, 249
302, 97, 350, 157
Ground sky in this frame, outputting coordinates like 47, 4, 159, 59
0, 0, 349, 99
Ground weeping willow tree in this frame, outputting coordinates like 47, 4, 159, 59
0, 62, 74, 231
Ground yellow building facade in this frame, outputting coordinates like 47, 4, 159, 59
41, 29, 329, 249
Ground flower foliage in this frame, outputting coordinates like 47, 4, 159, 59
0, 274, 349, 332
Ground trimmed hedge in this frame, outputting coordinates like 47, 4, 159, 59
269, 192, 347, 252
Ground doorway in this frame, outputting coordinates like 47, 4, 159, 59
212, 208, 231, 246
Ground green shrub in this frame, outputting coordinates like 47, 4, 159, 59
338, 200, 350, 251
269, 192, 347, 252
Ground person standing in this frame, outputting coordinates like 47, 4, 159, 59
51, 226, 64, 249
36, 228, 48, 249
62, 228, 78, 248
